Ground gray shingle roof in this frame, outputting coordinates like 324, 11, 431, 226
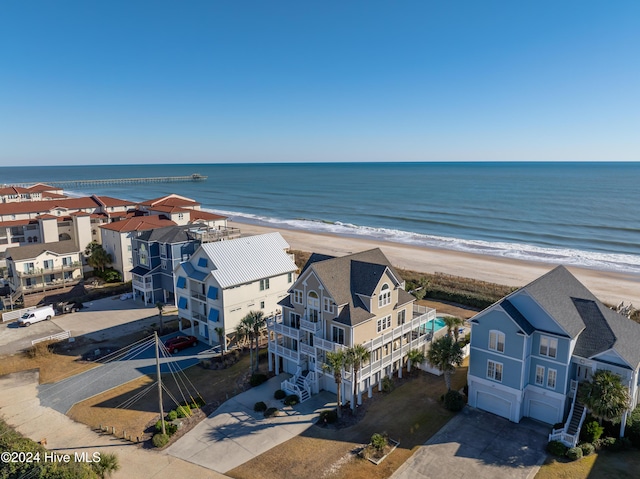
302, 248, 408, 327
500, 299, 535, 335
522, 265, 640, 368
6, 240, 79, 261
136, 224, 200, 244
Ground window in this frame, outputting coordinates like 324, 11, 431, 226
260, 301, 265, 309
140, 244, 148, 266
535, 365, 545, 386
290, 313, 301, 329
176, 276, 186, 289
207, 286, 219, 300
293, 290, 302, 304
377, 315, 392, 333
323, 297, 334, 314
24, 262, 34, 274
487, 360, 503, 382
547, 369, 557, 389
161, 259, 167, 269
332, 326, 345, 345
43, 260, 53, 270
178, 213, 184, 220
397, 309, 406, 326
260, 278, 270, 291
288, 272, 293, 283
62, 256, 72, 266
378, 283, 391, 308
489, 331, 505, 353
540, 336, 558, 358
198, 257, 208, 268
128, 245, 132, 252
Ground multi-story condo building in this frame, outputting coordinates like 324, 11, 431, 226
267, 248, 437, 403
5, 240, 84, 299
174, 232, 297, 347
130, 223, 241, 305
468, 266, 640, 446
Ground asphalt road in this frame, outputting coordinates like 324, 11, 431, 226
38, 335, 217, 414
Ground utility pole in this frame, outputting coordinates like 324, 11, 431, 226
155, 332, 166, 435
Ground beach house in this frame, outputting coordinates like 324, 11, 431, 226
173, 232, 297, 347
266, 248, 437, 403
467, 266, 640, 445
130, 223, 241, 305
5, 241, 84, 299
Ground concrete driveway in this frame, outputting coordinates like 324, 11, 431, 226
392, 407, 549, 479
166, 374, 335, 474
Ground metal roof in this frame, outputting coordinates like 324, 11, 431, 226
198, 232, 295, 289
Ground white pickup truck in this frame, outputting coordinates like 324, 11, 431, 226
17, 305, 55, 327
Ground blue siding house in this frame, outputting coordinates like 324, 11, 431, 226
468, 266, 640, 446
130, 225, 204, 304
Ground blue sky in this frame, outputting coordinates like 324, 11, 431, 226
1, 1, 638, 165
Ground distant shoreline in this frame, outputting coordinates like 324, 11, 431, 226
230, 219, 640, 307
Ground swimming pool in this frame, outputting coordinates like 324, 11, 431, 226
420, 317, 447, 334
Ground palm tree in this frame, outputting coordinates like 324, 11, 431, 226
406, 348, 425, 374
248, 311, 266, 372
579, 370, 631, 426
426, 335, 464, 391
214, 326, 226, 361
91, 452, 120, 478
236, 319, 253, 371
443, 316, 465, 342
323, 350, 348, 419
346, 344, 370, 412
85, 241, 112, 273
156, 301, 164, 335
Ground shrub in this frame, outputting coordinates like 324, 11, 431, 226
284, 394, 299, 406
254, 401, 267, 412
581, 420, 604, 443
176, 404, 191, 418
250, 373, 268, 387
382, 376, 394, 393
264, 407, 279, 418
371, 433, 387, 451
155, 420, 177, 436
579, 443, 595, 456
594, 436, 617, 450
566, 447, 583, 461
319, 409, 338, 424
547, 440, 568, 457
152, 433, 170, 448
274, 389, 287, 400
166, 410, 178, 421
443, 390, 465, 412
609, 437, 632, 451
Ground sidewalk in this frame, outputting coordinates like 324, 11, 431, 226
0, 370, 227, 479
165, 373, 335, 473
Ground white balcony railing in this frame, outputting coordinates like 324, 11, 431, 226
300, 342, 315, 357
300, 318, 322, 334
267, 315, 302, 340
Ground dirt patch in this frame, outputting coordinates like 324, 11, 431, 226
228, 360, 469, 479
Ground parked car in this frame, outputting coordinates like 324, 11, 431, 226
56, 301, 84, 314
164, 335, 198, 354
18, 305, 56, 327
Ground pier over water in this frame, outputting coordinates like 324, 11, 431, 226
8, 173, 208, 189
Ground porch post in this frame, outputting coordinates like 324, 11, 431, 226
275, 355, 280, 375
398, 360, 403, 378
621, 410, 628, 437
268, 351, 273, 372
367, 378, 372, 398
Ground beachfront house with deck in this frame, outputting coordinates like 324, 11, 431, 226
130, 223, 242, 305
5, 240, 84, 299
174, 232, 297, 347
267, 248, 439, 404
468, 266, 640, 446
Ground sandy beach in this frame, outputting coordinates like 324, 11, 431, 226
230, 220, 640, 307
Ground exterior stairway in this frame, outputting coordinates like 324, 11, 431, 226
567, 402, 586, 436
295, 373, 311, 402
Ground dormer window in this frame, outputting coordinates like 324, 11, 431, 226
323, 297, 334, 314
378, 283, 391, 308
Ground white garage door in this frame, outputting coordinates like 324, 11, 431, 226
529, 400, 558, 425
476, 391, 511, 420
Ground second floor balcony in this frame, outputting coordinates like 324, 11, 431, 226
267, 315, 302, 340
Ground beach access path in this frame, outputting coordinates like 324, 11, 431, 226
231, 220, 640, 306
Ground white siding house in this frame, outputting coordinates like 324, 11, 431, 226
173, 232, 297, 347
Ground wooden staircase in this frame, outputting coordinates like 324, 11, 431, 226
295, 373, 311, 402
567, 402, 586, 435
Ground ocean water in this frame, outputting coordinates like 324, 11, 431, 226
1, 162, 639, 274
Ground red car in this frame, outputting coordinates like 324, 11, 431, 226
164, 335, 198, 354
